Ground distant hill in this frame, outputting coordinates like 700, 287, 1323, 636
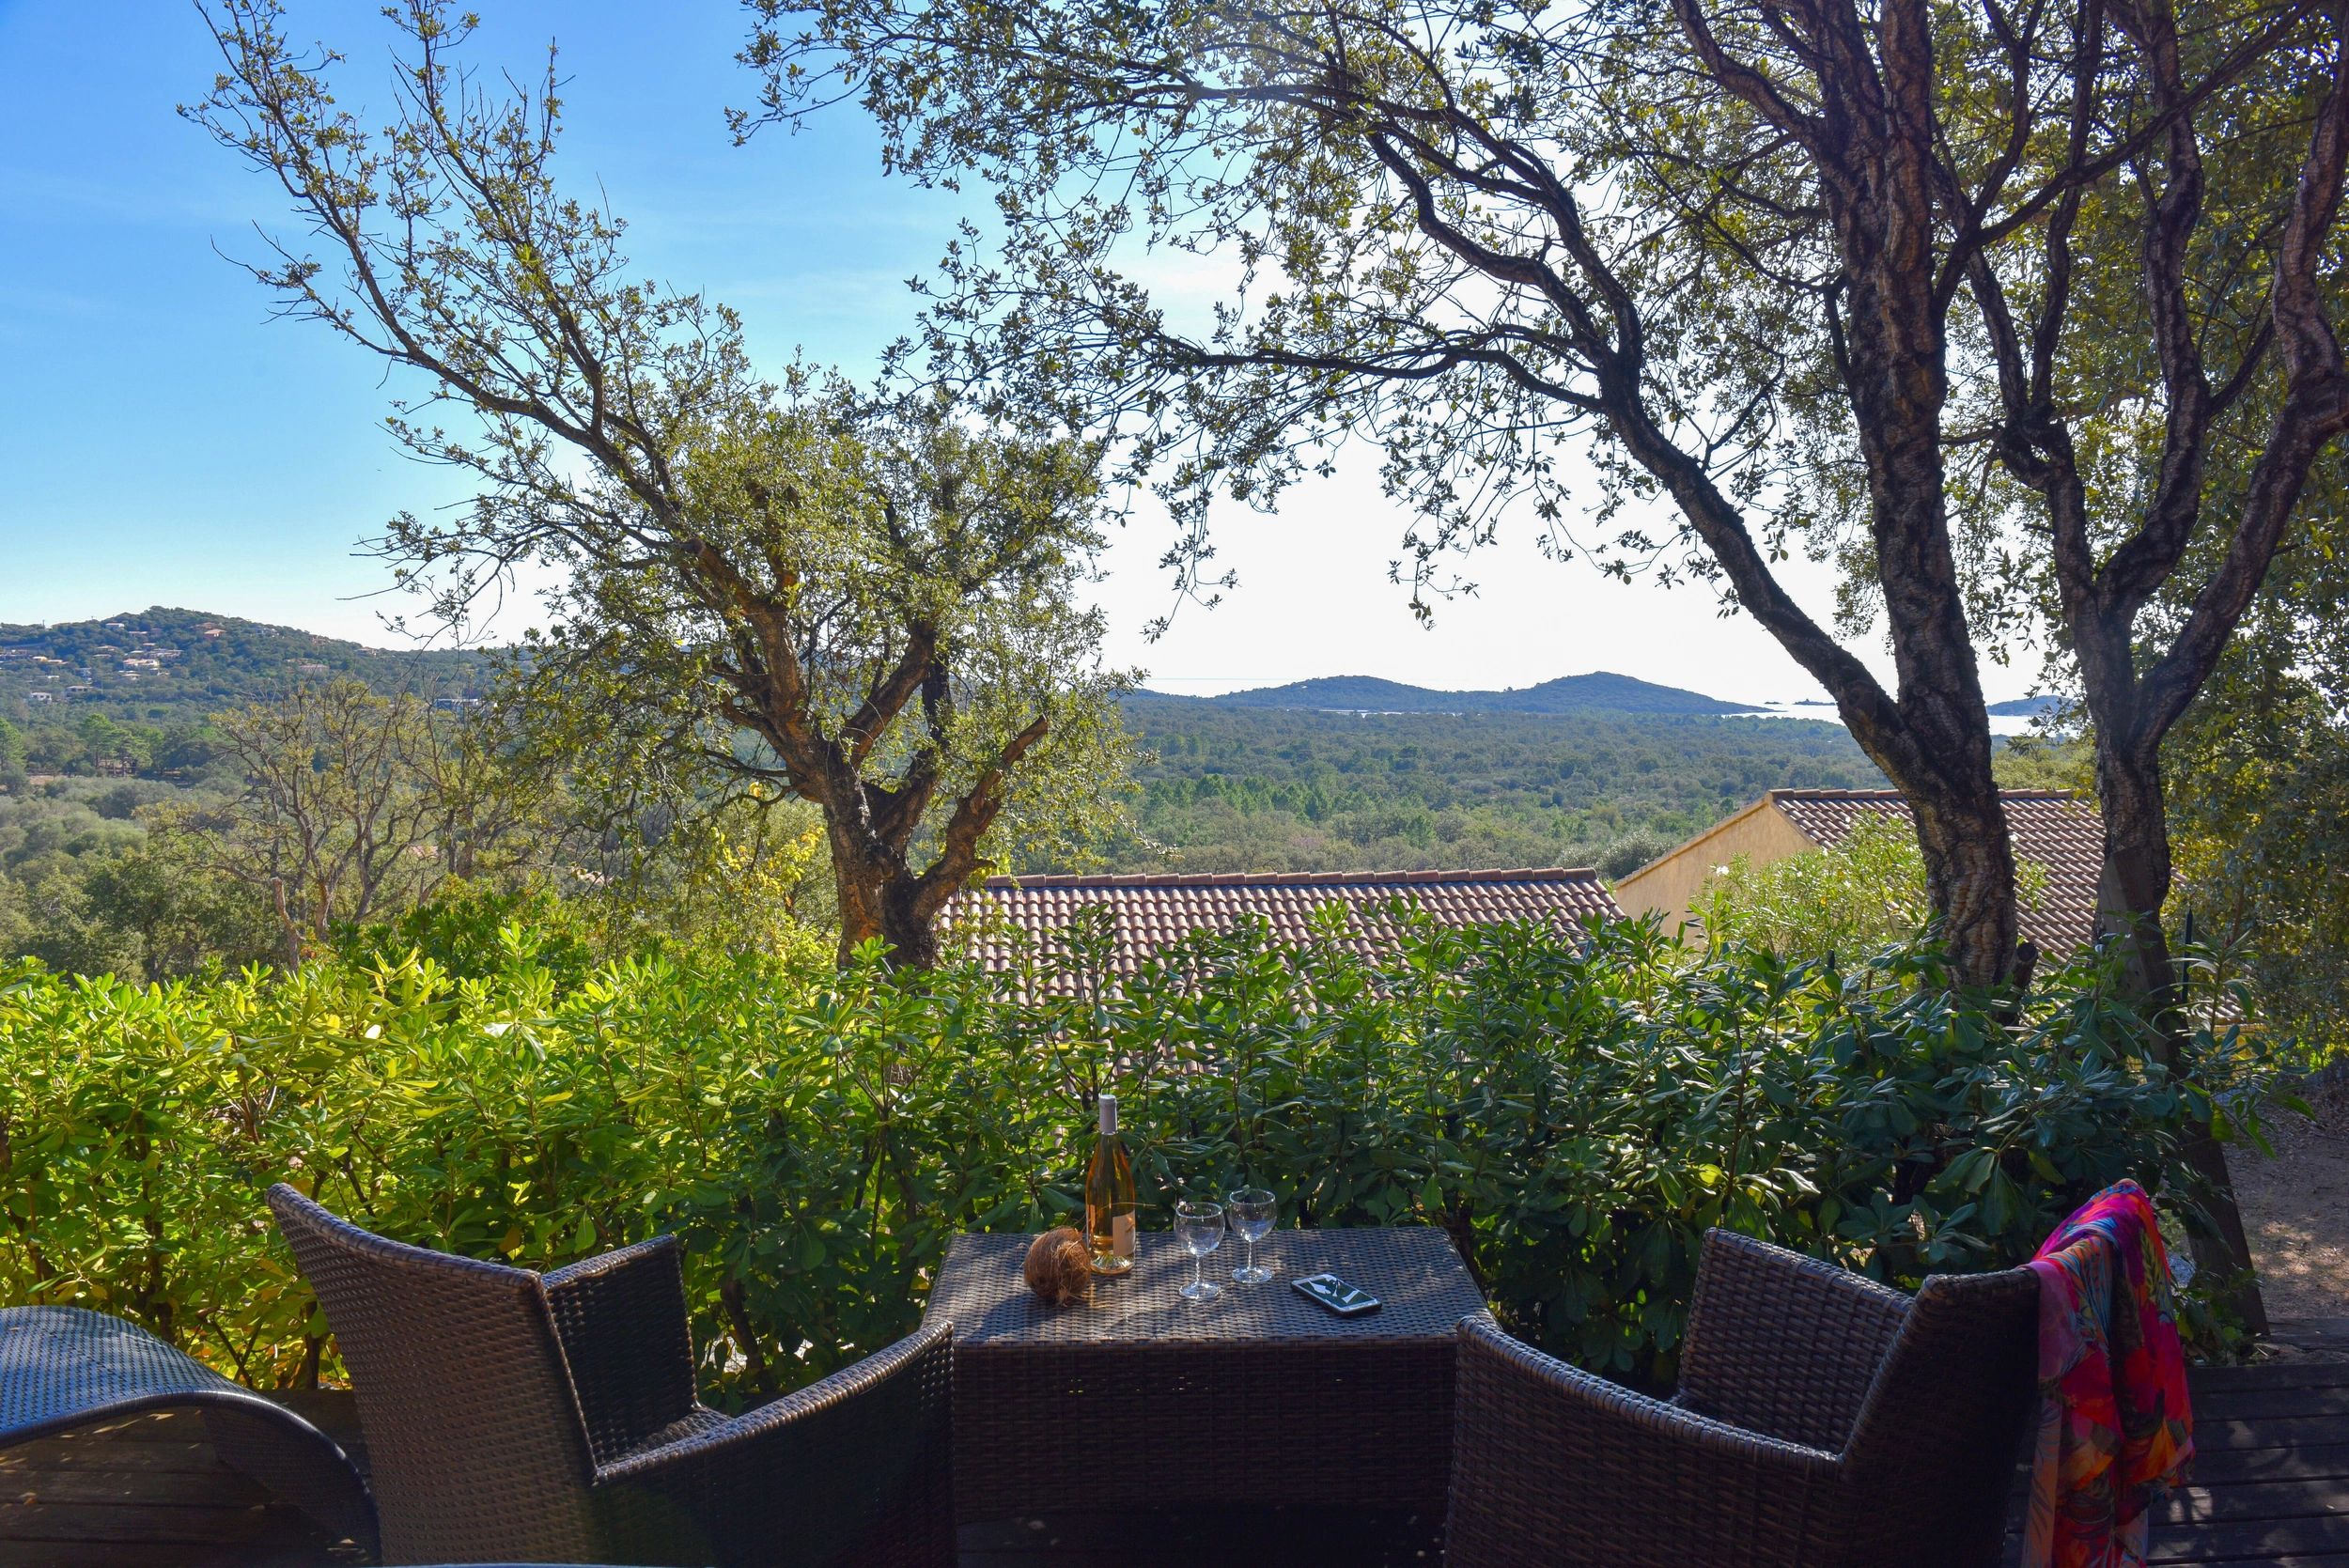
1156, 670, 1751, 717
1, 607, 490, 723
1986, 695, 2067, 719
1097, 692, 1876, 878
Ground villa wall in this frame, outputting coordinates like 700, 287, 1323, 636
1613, 800, 1819, 935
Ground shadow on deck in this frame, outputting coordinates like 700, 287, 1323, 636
9, 1338, 2349, 1567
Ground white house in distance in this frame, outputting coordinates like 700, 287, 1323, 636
1613, 788, 2107, 955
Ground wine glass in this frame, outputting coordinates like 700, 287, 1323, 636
1173, 1200, 1225, 1302
1225, 1187, 1275, 1283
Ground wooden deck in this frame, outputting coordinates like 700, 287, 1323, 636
2128, 1350, 2349, 1567
7, 1347, 2349, 1567
0, 1396, 366, 1568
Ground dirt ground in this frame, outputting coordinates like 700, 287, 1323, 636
2232, 1078, 2349, 1323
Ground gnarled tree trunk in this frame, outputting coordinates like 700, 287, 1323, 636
828, 827, 949, 970
2094, 740, 2178, 1002
2097, 729, 2269, 1335
814, 692, 1050, 969
876, 885, 945, 971
1909, 784, 2022, 986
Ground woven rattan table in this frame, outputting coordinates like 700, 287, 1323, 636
922, 1226, 1488, 1522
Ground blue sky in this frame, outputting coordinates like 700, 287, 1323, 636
0, 1, 2014, 705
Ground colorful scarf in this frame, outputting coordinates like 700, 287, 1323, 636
2021, 1179, 2195, 1568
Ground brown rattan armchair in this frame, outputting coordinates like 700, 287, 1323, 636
267, 1184, 953, 1568
1445, 1229, 2038, 1568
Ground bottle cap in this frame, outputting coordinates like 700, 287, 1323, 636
1098, 1094, 1117, 1135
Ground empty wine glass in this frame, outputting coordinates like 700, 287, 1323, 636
1173, 1200, 1225, 1302
1226, 1187, 1275, 1283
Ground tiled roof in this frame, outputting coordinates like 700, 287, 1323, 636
952, 868, 1625, 988
1769, 788, 2105, 953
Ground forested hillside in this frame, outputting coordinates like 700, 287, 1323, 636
0, 607, 488, 777
1182, 670, 1753, 716
0, 613, 504, 976
0, 609, 1905, 957
1112, 696, 1881, 876
2, 612, 1895, 888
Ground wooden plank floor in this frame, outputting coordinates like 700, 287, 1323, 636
0, 1400, 367, 1568
8, 1356, 2348, 1566
2135, 1353, 2349, 1567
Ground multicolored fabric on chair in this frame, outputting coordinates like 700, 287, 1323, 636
2022, 1179, 2195, 1568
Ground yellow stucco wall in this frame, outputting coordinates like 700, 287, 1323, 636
1613, 799, 1822, 937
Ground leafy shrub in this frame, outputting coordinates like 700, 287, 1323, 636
1596, 828, 1675, 880
1698, 814, 2051, 958
2170, 692, 2349, 1067
0, 914, 2272, 1399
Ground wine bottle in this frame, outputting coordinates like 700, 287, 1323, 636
1084, 1093, 1136, 1275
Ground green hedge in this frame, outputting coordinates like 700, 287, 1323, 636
0, 905, 2273, 1397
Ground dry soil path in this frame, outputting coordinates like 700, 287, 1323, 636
2236, 1079, 2349, 1323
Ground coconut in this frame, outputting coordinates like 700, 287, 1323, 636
1023, 1226, 1093, 1305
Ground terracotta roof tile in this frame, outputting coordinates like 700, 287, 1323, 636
949, 867, 1624, 989
1768, 788, 2105, 953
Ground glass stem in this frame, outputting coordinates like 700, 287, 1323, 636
1247, 1236, 1256, 1274
1191, 1254, 1203, 1292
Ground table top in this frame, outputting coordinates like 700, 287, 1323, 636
923, 1226, 1489, 1347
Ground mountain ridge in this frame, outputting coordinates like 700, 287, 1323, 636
2, 606, 489, 722
1141, 670, 1752, 717
8, 609, 2042, 730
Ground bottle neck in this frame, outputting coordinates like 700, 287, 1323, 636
1097, 1095, 1117, 1138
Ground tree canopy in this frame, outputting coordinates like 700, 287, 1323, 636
742, 0, 2349, 1001
2166, 498, 2349, 1057
191, 0, 1136, 965
152, 680, 548, 967
1698, 814, 2052, 961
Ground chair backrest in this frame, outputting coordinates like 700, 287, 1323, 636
267, 1185, 601, 1565
1840, 1264, 2040, 1565
1676, 1229, 1915, 1452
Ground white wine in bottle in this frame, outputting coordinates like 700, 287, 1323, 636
1084, 1094, 1136, 1274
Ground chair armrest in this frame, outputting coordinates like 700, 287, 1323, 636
1447, 1317, 1840, 1568
542, 1234, 699, 1467
595, 1321, 955, 1568
1673, 1229, 1910, 1452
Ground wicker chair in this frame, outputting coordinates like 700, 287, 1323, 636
1446, 1229, 2038, 1568
267, 1185, 953, 1568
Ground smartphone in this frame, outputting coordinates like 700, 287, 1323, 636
1292, 1272, 1380, 1316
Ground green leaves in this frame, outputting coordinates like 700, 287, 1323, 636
0, 914, 2273, 1400
193, 3, 1141, 970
